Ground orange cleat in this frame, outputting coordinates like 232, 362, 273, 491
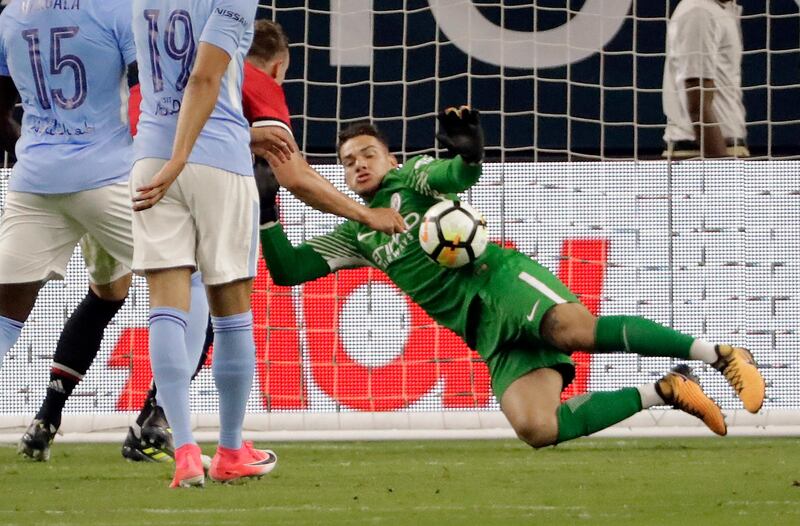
209, 441, 277, 484
170, 443, 205, 488
713, 345, 766, 413
656, 364, 727, 436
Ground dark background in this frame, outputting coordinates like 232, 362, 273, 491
265, 1, 800, 159
1, 1, 796, 159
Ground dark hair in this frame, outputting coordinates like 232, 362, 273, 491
337, 122, 389, 158
248, 20, 289, 62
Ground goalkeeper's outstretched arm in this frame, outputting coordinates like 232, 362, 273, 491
421, 106, 485, 194
421, 155, 483, 195
260, 222, 332, 287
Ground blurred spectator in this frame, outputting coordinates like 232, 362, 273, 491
662, 0, 749, 158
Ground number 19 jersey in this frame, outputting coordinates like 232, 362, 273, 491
131, 0, 257, 177
0, 0, 137, 194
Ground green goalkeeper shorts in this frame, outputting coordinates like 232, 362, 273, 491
473, 248, 579, 401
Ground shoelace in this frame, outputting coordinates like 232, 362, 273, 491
722, 352, 747, 392
725, 364, 745, 392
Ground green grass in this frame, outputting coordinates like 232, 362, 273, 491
0, 438, 798, 525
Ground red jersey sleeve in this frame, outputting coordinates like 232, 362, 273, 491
242, 61, 292, 136
128, 83, 142, 137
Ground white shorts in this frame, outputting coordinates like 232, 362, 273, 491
0, 182, 133, 285
130, 158, 259, 286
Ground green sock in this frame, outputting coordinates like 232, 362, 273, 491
556, 388, 642, 444
594, 315, 693, 359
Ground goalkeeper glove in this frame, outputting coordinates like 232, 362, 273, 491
254, 156, 280, 225
436, 106, 484, 164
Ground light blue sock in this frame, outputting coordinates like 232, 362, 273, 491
154, 275, 208, 410
149, 307, 194, 448
0, 315, 24, 365
185, 272, 210, 372
212, 311, 255, 450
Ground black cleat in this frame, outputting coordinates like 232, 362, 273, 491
121, 406, 174, 463
18, 419, 58, 462
141, 405, 174, 458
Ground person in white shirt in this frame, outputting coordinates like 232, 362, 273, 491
662, 0, 749, 158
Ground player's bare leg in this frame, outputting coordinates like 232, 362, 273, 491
500, 368, 563, 448
541, 303, 765, 413
0, 281, 41, 322
91, 273, 132, 302
205, 279, 252, 318
539, 303, 596, 351
148, 268, 192, 312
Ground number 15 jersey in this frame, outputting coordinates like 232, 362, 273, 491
0, 0, 137, 194
131, 0, 257, 177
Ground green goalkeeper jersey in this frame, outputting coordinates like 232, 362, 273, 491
261, 155, 501, 345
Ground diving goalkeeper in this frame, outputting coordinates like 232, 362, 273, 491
259, 108, 765, 446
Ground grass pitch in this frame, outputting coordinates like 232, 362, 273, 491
0, 438, 798, 525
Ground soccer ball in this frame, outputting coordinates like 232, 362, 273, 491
419, 199, 488, 268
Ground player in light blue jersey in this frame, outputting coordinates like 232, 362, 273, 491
0, 0, 138, 366
0, 0, 210, 462
0, 0, 134, 194
132, 2, 253, 178
130, 0, 404, 488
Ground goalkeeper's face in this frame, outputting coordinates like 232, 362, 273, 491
339, 135, 398, 199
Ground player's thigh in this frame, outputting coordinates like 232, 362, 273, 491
540, 302, 597, 352
482, 251, 579, 340
0, 281, 44, 321
481, 335, 576, 404
129, 159, 197, 273
0, 191, 83, 284
500, 366, 565, 447
80, 234, 131, 296
181, 164, 259, 287
70, 183, 135, 287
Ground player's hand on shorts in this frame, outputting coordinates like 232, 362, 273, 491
132, 158, 184, 211
436, 106, 484, 164
364, 207, 406, 235
251, 126, 295, 163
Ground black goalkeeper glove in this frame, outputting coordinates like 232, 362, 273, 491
436, 106, 484, 164
254, 156, 280, 225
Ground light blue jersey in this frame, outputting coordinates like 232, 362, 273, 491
0, 0, 136, 194
132, 0, 257, 177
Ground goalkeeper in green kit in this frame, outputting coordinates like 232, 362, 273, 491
258, 107, 765, 446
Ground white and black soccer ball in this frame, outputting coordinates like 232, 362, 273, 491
419, 199, 488, 268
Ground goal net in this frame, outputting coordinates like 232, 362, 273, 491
2, 1, 800, 440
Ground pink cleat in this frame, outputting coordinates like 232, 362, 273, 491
170, 443, 205, 489
209, 441, 277, 484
